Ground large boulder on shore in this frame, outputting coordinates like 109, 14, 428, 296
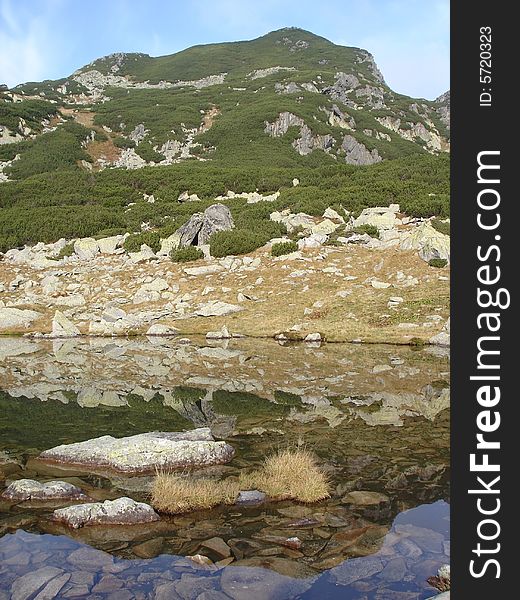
38, 428, 235, 473
53, 497, 159, 528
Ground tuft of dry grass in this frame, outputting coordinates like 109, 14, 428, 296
240, 448, 330, 503
151, 472, 240, 514
150, 449, 330, 515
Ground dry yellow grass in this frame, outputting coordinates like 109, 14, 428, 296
150, 449, 330, 514
240, 449, 330, 503
151, 472, 239, 514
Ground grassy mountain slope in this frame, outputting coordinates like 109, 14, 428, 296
0, 28, 450, 251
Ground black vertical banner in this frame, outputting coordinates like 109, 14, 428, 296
452, 2, 514, 597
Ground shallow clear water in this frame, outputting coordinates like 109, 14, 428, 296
0, 337, 450, 598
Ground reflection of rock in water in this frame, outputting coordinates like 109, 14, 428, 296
0, 501, 450, 598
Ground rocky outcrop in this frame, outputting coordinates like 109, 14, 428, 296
53, 497, 159, 528
264, 112, 334, 156
353, 205, 401, 230
321, 72, 360, 108
399, 222, 450, 263
293, 125, 334, 156
248, 66, 296, 79
2, 479, 87, 502
38, 428, 235, 473
376, 116, 445, 153
341, 135, 382, 165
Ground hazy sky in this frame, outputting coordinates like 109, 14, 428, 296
0, 0, 449, 99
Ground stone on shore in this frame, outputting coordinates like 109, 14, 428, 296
38, 428, 235, 473
53, 497, 159, 529
146, 323, 178, 336
51, 310, 80, 337
2, 479, 87, 502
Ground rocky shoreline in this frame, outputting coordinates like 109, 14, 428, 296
0, 206, 450, 346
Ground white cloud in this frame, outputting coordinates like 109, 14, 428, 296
0, 0, 60, 87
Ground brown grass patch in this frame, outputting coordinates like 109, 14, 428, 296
150, 449, 330, 515
151, 473, 239, 514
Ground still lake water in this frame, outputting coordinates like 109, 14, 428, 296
0, 336, 450, 599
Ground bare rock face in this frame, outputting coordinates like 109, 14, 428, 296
38, 428, 235, 473
174, 204, 234, 248
2, 479, 87, 502
341, 135, 382, 165
53, 497, 159, 528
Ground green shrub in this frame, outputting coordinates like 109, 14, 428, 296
428, 258, 448, 268
135, 142, 165, 163
210, 229, 267, 257
352, 224, 379, 238
171, 246, 204, 262
271, 240, 298, 256
123, 231, 161, 253
114, 137, 136, 149
57, 242, 75, 259
431, 218, 450, 236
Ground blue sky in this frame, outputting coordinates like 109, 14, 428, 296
0, 0, 449, 99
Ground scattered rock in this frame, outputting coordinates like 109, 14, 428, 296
206, 325, 232, 339
132, 537, 164, 558
304, 332, 322, 343
146, 323, 178, 336
199, 537, 232, 559
10, 566, 66, 600
341, 490, 390, 506
400, 222, 450, 263
73, 238, 99, 260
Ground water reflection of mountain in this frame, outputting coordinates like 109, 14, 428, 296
0, 336, 449, 597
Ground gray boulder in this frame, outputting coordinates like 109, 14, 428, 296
38, 427, 235, 473
175, 204, 234, 248
199, 204, 234, 244
53, 497, 159, 528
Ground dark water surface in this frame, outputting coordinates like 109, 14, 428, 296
0, 337, 450, 598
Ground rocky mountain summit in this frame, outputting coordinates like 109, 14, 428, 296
1, 28, 449, 179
